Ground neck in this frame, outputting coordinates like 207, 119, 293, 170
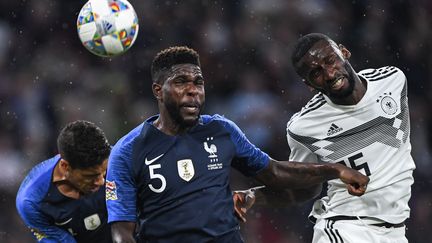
154, 111, 190, 136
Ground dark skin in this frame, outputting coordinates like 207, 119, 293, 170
235, 39, 371, 221
53, 158, 107, 199
111, 63, 369, 242
296, 39, 367, 105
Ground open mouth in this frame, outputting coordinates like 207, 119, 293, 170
181, 103, 200, 113
330, 76, 345, 90
183, 106, 198, 112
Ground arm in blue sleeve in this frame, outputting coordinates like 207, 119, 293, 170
220, 117, 270, 176
106, 141, 137, 223
19, 200, 76, 243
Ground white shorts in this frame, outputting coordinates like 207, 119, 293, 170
312, 217, 407, 243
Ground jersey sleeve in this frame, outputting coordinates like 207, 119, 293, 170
106, 139, 137, 223
16, 199, 76, 243
219, 117, 270, 176
287, 129, 319, 163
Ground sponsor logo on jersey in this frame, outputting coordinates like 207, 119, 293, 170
376, 93, 398, 115
177, 159, 195, 182
54, 217, 73, 226
327, 123, 343, 136
84, 214, 101, 231
106, 180, 118, 200
145, 153, 164, 165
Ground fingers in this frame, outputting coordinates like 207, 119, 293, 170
233, 193, 247, 222
233, 188, 259, 222
347, 183, 367, 196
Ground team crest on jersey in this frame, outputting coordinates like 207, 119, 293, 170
106, 180, 118, 200
204, 137, 223, 170
177, 159, 195, 182
376, 92, 398, 115
84, 214, 101, 230
203, 137, 218, 162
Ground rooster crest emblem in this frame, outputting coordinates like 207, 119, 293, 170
204, 137, 218, 162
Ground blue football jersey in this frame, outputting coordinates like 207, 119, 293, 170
16, 155, 111, 243
106, 114, 270, 243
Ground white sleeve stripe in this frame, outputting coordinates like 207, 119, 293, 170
362, 66, 395, 78
369, 69, 398, 82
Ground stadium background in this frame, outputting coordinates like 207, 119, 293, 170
0, 0, 431, 242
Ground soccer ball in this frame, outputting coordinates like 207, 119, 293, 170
77, 0, 139, 57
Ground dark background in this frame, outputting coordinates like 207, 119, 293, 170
0, 0, 431, 242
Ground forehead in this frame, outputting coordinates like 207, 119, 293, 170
302, 40, 339, 63
296, 40, 340, 71
168, 64, 202, 78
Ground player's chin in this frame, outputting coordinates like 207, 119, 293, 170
180, 113, 200, 126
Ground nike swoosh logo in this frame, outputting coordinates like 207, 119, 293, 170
145, 154, 164, 165
54, 218, 73, 226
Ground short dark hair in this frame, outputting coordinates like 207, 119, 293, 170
151, 46, 201, 83
57, 120, 111, 169
291, 33, 333, 73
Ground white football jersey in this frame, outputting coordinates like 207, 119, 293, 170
287, 66, 415, 224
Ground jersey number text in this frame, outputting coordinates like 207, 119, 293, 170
337, 152, 371, 176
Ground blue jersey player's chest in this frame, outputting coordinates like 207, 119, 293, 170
138, 133, 235, 197
42, 185, 110, 241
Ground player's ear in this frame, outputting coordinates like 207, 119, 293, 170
339, 44, 351, 59
59, 159, 71, 178
152, 82, 162, 100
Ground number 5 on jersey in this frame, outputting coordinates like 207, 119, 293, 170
145, 154, 166, 193
337, 152, 371, 176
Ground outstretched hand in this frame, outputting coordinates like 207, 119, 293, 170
337, 164, 370, 196
232, 186, 263, 222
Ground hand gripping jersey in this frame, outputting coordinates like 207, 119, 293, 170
106, 114, 269, 243
287, 66, 415, 224
16, 155, 111, 243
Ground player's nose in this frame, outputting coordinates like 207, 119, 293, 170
185, 82, 200, 96
323, 65, 337, 80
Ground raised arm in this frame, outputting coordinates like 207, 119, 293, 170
255, 158, 368, 194
233, 159, 368, 220
111, 222, 136, 243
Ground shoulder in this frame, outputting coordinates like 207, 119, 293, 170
111, 122, 145, 156
359, 66, 406, 83
199, 114, 247, 140
201, 114, 238, 130
287, 93, 327, 132
201, 114, 231, 124
16, 156, 58, 216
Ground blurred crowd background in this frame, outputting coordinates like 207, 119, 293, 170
1, 0, 431, 242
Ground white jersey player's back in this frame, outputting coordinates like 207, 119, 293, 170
287, 66, 415, 224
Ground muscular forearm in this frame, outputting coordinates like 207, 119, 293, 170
256, 159, 343, 190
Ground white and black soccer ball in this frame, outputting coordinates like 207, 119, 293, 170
77, 0, 139, 57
